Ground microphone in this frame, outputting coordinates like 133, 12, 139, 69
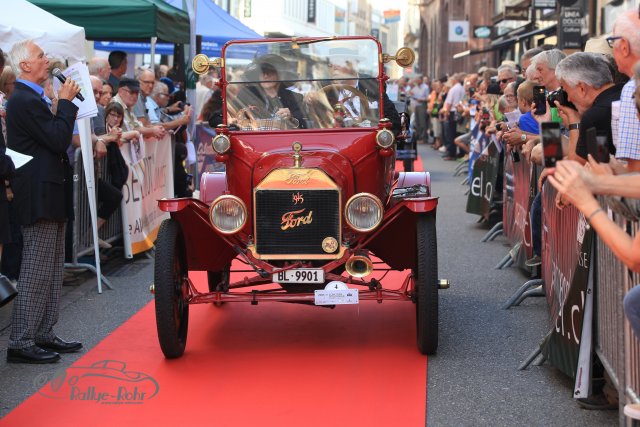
51, 68, 84, 102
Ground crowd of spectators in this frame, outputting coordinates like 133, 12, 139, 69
0, 45, 199, 294
384, 7, 640, 417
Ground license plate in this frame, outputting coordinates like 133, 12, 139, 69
314, 289, 359, 305
273, 268, 324, 284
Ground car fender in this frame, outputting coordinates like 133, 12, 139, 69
200, 172, 228, 204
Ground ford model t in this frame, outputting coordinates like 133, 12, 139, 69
153, 36, 441, 358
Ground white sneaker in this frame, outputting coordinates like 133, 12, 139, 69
97, 238, 112, 249
438, 146, 446, 153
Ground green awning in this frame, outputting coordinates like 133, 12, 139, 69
29, 0, 190, 43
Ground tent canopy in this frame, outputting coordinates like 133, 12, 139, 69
95, 0, 261, 57
29, 0, 190, 44
0, 0, 86, 62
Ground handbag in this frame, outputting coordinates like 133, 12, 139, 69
106, 143, 129, 190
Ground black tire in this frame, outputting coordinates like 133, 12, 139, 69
207, 265, 230, 307
154, 219, 189, 358
414, 213, 438, 355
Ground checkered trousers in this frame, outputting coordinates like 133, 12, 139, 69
9, 220, 65, 349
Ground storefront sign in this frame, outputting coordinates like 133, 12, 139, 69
448, 20, 469, 43
533, 0, 556, 8
307, 0, 316, 23
505, 6, 529, 20
559, 7, 583, 49
473, 25, 492, 38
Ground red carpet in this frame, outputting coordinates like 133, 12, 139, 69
396, 155, 424, 172
0, 268, 427, 426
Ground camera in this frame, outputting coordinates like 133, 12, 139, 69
547, 88, 576, 110
495, 122, 508, 132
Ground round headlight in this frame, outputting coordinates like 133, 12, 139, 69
345, 193, 383, 232
209, 195, 246, 234
376, 129, 395, 149
212, 134, 231, 154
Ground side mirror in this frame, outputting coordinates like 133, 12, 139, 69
382, 47, 415, 68
192, 54, 224, 75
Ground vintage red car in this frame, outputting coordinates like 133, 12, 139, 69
154, 36, 442, 358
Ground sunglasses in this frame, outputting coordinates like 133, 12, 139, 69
499, 78, 513, 84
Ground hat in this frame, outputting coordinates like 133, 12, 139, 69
118, 77, 140, 91
584, 36, 613, 56
246, 54, 297, 82
160, 77, 178, 94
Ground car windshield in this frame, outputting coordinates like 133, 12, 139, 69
223, 38, 381, 131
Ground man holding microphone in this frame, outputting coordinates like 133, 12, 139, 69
5, 39, 82, 364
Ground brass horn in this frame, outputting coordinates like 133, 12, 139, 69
345, 253, 373, 278
382, 47, 416, 68
192, 54, 224, 75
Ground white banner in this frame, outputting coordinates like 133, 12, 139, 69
448, 21, 469, 43
120, 135, 174, 258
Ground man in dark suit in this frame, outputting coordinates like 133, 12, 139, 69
5, 39, 82, 364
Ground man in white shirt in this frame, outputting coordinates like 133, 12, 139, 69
409, 76, 429, 143
440, 73, 466, 159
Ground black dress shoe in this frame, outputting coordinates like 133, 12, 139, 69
7, 346, 61, 364
36, 336, 82, 353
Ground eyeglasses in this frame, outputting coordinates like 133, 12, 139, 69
606, 36, 623, 48
107, 111, 123, 118
499, 78, 514, 84
139, 79, 155, 85
158, 92, 170, 97
122, 88, 139, 95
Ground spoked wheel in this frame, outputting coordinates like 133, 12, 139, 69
207, 264, 231, 307
414, 213, 438, 355
320, 84, 371, 124
154, 219, 189, 358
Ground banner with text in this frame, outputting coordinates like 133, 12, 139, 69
539, 182, 594, 381
120, 135, 174, 257
466, 141, 499, 216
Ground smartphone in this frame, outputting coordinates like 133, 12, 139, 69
541, 122, 562, 168
533, 86, 547, 115
585, 127, 610, 163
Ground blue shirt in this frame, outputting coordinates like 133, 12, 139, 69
518, 111, 539, 134
17, 78, 51, 106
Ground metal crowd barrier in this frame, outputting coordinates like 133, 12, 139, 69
594, 195, 640, 424
497, 150, 538, 271
65, 148, 122, 288
503, 152, 640, 425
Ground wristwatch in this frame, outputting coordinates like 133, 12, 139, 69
568, 123, 580, 131
520, 134, 527, 142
